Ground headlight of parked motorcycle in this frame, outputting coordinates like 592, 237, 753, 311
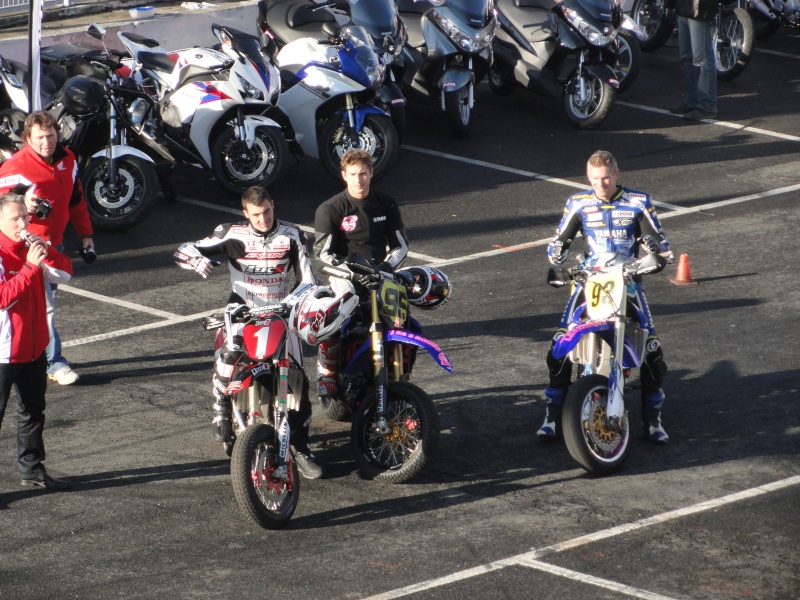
127, 98, 148, 126
433, 11, 494, 53
562, 7, 618, 47
236, 73, 265, 100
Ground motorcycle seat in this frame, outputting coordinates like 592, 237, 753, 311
118, 31, 162, 49
514, 0, 559, 8
397, 0, 433, 14
9, 60, 59, 108
498, 0, 555, 42
139, 51, 177, 74
287, 3, 336, 28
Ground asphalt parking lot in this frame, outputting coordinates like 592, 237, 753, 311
0, 19, 799, 600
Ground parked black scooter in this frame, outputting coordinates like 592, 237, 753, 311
489, 0, 623, 129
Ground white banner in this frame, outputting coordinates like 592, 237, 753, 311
27, 0, 44, 112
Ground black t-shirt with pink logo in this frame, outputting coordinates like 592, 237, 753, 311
313, 189, 407, 269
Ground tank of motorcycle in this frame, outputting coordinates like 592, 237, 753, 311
166, 48, 229, 89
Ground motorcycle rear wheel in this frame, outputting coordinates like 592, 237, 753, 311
714, 7, 753, 80
351, 381, 440, 483
563, 74, 616, 130
614, 30, 643, 94
211, 124, 288, 196
630, 0, 674, 52
562, 374, 631, 476
230, 423, 299, 530
81, 155, 158, 232
319, 113, 399, 182
321, 395, 353, 422
443, 84, 471, 138
488, 61, 517, 97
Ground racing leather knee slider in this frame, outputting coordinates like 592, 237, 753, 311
641, 344, 667, 392
546, 346, 573, 389
642, 388, 666, 411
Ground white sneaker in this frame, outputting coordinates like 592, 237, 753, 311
48, 365, 79, 385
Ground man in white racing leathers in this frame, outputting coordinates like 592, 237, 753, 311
175, 186, 322, 479
539, 150, 674, 445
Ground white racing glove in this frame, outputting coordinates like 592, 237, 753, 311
174, 243, 214, 279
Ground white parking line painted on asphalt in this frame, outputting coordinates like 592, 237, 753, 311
176, 197, 444, 263
402, 146, 699, 213
616, 101, 800, 143
62, 309, 223, 348
756, 47, 800, 60
360, 475, 800, 600
60, 284, 180, 319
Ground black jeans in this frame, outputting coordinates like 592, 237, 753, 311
0, 353, 48, 477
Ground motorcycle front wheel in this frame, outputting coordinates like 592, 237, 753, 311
81, 155, 158, 232
351, 381, 440, 483
443, 84, 472, 138
562, 374, 631, 476
630, 0, 674, 52
563, 73, 616, 130
230, 423, 299, 530
319, 113, 399, 182
714, 6, 753, 80
211, 124, 288, 196
614, 30, 643, 94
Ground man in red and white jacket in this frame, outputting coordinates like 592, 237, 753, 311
0, 193, 73, 489
0, 111, 94, 385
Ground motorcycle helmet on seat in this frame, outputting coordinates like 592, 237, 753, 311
292, 286, 359, 345
397, 266, 452, 309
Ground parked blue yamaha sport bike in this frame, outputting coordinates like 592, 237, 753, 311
547, 248, 666, 475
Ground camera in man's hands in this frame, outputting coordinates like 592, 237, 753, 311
33, 198, 52, 220
78, 245, 97, 264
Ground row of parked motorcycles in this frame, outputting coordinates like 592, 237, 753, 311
0, 0, 647, 232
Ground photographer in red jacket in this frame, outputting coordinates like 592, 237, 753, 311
0, 193, 73, 489
0, 111, 94, 385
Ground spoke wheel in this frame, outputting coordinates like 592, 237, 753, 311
714, 7, 753, 80
351, 382, 440, 483
230, 423, 299, 530
630, 0, 674, 51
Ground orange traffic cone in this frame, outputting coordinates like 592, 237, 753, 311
670, 253, 697, 285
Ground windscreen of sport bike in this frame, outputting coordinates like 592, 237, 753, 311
446, 0, 493, 29
339, 26, 384, 89
234, 34, 280, 95
349, 0, 399, 41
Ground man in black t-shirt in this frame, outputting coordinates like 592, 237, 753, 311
313, 149, 409, 399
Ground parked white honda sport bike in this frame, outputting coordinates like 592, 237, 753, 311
117, 24, 288, 195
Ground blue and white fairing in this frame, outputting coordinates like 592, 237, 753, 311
343, 317, 454, 375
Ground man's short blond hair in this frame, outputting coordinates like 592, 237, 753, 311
587, 150, 618, 173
